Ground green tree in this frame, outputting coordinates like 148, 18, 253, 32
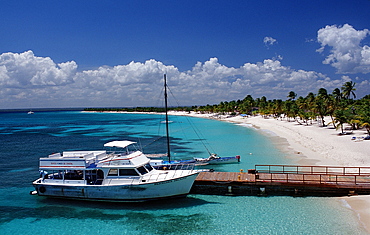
358, 99, 370, 135
287, 91, 297, 101
341, 81, 356, 99
315, 88, 329, 127
332, 109, 351, 134
296, 96, 309, 124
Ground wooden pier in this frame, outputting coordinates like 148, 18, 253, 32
191, 165, 370, 197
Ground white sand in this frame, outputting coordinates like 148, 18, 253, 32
169, 111, 370, 233
169, 111, 370, 166
88, 110, 370, 232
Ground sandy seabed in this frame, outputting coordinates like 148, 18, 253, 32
168, 111, 370, 233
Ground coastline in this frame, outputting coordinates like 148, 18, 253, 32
175, 111, 370, 233
85, 110, 370, 233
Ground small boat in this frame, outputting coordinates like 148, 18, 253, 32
152, 74, 241, 167
27, 111, 34, 114
32, 140, 199, 201
194, 154, 240, 165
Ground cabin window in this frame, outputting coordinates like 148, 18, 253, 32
64, 170, 83, 180
144, 163, 153, 172
47, 170, 63, 179
108, 169, 118, 176
119, 169, 139, 176
137, 166, 148, 175
85, 170, 104, 185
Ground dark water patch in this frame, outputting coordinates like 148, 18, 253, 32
0, 197, 215, 233
123, 212, 213, 235
39, 195, 215, 211
0, 204, 214, 234
0, 205, 123, 224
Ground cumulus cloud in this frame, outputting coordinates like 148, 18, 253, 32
0, 50, 77, 88
263, 37, 277, 47
317, 24, 370, 74
0, 50, 368, 109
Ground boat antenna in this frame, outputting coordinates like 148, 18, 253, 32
164, 74, 171, 162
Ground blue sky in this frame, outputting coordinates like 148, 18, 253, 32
0, 0, 369, 108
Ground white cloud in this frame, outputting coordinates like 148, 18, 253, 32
317, 24, 370, 74
0, 50, 77, 88
0, 50, 369, 109
263, 37, 277, 46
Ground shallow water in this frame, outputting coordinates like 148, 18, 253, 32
0, 111, 366, 234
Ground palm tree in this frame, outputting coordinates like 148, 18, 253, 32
287, 91, 297, 101
358, 99, 370, 135
296, 96, 310, 124
304, 92, 316, 124
241, 95, 254, 115
332, 109, 350, 134
272, 99, 283, 119
326, 95, 338, 128
283, 100, 297, 122
315, 88, 329, 127
318, 87, 328, 97
332, 88, 342, 102
341, 81, 356, 99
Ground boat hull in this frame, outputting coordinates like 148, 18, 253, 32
33, 173, 198, 202
207, 158, 239, 164
195, 156, 240, 165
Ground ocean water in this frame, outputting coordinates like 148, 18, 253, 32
0, 111, 366, 234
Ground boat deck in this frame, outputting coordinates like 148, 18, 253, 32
192, 165, 370, 196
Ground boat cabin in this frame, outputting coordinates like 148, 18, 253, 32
38, 141, 155, 185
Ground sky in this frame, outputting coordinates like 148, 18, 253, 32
0, 0, 370, 109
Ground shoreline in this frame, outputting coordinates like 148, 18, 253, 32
85, 110, 370, 232
165, 110, 370, 233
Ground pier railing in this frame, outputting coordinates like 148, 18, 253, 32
255, 165, 370, 175
253, 165, 370, 187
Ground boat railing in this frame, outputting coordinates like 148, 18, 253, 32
145, 164, 196, 182
95, 152, 108, 161
163, 164, 196, 171
48, 153, 61, 158
105, 177, 142, 185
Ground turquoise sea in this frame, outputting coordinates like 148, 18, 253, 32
0, 111, 366, 234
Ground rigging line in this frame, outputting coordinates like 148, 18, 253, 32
140, 85, 166, 150
156, 88, 165, 139
141, 85, 178, 153
164, 74, 171, 162
166, 86, 216, 156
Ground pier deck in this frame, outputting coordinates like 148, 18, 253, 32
191, 165, 370, 196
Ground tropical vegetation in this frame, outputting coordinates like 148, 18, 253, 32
193, 81, 370, 135
84, 81, 370, 135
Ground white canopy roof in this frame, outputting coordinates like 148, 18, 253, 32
104, 140, 136, 148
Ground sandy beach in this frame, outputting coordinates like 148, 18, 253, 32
168, 111, 370, 233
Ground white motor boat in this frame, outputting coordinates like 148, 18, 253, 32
32, 140, 199, 202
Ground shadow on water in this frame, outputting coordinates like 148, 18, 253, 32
38, 194, 216, 210
1, 196, 217, 234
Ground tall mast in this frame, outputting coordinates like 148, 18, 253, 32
164, 74, 171, 162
